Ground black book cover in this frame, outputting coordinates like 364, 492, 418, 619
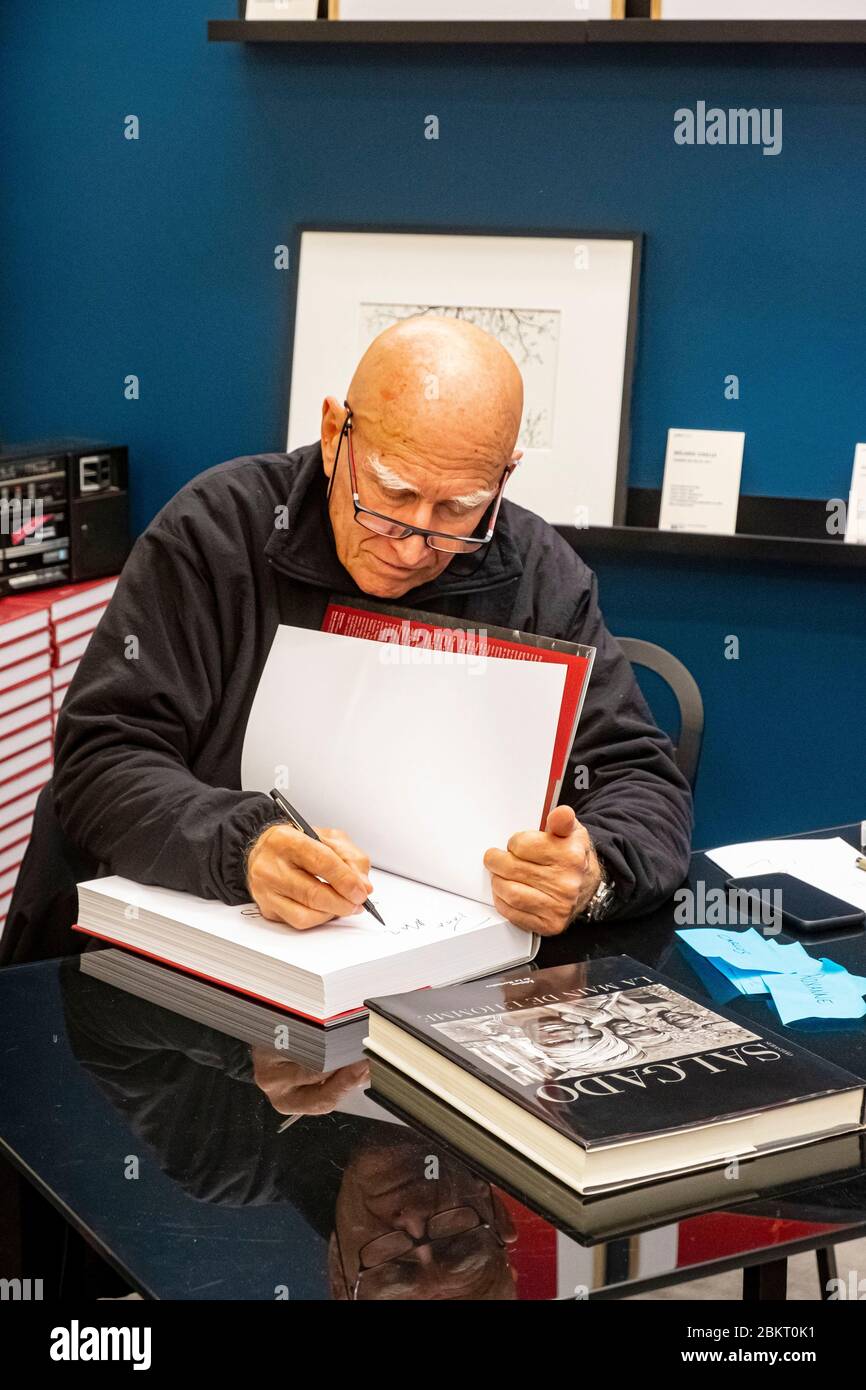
365, 956, 865, 1151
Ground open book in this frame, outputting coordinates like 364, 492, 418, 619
75, 604, 595, 1023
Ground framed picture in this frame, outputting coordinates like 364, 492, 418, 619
330, 2, 624, 16
653, 1, 865, 16
285, 227, 641, 528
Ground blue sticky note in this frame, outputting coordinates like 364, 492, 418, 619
817, 959, 866, 995
677, 944, 744, 1005
764, 969, 866, 1025
676, 930, 866, 1025
762, 938, 822, 976
675, 927, 782, 973
699, 958, 770, 994
717, 966, 771, 996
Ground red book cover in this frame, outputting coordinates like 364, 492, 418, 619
47, 576, 118, 622
0, 596, 50, 649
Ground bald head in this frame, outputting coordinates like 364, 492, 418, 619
320, 316, 524, 600
348, 316, 523, 466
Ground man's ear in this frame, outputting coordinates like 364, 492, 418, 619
321, 396, 345, 478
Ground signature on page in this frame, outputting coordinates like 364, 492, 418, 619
358, 911, 474, 937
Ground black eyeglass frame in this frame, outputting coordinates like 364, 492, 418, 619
326, 401, 517, 555
335, 1202, 507, 1302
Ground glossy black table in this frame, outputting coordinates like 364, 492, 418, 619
2, 821, 866, 1302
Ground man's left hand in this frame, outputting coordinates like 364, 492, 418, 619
483, 805, 602, 937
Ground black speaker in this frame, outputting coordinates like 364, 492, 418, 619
68, 446, 130, 581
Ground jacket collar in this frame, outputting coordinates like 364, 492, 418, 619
263, 442, 525, 605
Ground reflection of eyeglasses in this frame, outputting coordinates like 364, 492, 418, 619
326, 401, 516, 555
337, 1204, 506, 1301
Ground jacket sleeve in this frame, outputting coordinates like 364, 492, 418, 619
52, 522, 279, 903
559, 564, 695, 919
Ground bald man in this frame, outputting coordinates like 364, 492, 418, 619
48, 316, 693, 945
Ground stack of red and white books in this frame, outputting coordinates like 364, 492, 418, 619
38, 577, 119, 731
0, 575, 119, 936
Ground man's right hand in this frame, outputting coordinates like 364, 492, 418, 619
246, 823, 373, 931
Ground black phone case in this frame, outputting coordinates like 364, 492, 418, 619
725, 873, 866, 934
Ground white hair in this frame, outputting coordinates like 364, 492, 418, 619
367, 453, 495, 514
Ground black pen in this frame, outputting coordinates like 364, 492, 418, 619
269, 789, 386, 926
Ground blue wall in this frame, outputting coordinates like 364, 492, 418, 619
1, 1, 864, 848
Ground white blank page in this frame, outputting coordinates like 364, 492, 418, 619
241, 626, 566, 903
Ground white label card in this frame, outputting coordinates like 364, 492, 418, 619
844, 444, 866, 545
659, 428, 745, 536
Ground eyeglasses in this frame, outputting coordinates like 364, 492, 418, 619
337, 1204, 506, 1301
326, 401, 516, 555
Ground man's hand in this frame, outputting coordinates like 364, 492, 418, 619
246, 823, 373, 930
483, 804, 602, 937
250, 1048, 370, 1116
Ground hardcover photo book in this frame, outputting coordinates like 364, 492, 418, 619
365, 956, 865, 1193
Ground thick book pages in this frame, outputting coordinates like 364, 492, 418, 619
365, 957, 865, 1194
8, 575, 119, 624
0, 714, 52, 763
48, 576, 117, 622
0, 673, 51, 717
0, 814, 34, 853
74, 871, 538, 1024
0, 653, 51, 697
0, 630, 51, 671
0, 786, 41, 830
79, 950, 369, 1073
0, 695, 52, 741
0, 599, 50, 651
0, 759, 52, 810
321, 597, 595, 823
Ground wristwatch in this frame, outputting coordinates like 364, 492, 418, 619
582, 850, 617, 922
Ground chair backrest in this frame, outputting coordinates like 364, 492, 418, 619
614, 637, 704, 791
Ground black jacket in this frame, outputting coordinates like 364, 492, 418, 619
49, 442, 692, 921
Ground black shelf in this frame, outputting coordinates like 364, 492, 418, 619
208, 18, 866, 45
556, 489, 866, 570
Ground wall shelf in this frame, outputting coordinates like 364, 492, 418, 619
556, 488, 866, 570
207, 19, 866, 46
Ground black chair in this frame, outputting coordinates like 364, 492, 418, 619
615, 637, 704, 791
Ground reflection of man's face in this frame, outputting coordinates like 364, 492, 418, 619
329, 1139, 517, 1301
525, 1015, 602, 1060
